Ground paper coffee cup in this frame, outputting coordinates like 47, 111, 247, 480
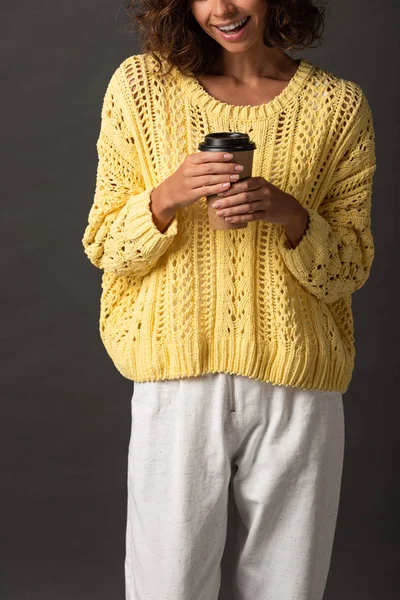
198, 133, 256, 231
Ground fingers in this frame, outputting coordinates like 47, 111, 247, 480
216, 200, 262, 218
185, 152, 245, 191
192, 151, 244, 174
217, 176, 265, 197
191, 151, 244, 174
183, 151, 253, 203
193, 151, 234, 163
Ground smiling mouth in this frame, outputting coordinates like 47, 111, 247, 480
215, 16, 251, 33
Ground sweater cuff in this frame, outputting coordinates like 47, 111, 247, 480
124, 188, 178, 254
278, 207, 330, 276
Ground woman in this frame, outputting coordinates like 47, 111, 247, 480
82, 1, 377, 598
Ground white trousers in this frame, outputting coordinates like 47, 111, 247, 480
125, 373, 345, 600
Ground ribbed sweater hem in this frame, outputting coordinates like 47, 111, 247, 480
104, 335, 353, 394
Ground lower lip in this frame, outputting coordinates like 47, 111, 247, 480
215, 17, 251, 41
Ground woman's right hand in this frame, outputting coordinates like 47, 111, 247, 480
160, 151, 244, 212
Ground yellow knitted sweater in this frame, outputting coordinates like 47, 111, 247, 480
82, 53, 377, 393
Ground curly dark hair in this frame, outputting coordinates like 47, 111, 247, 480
123, 0, 326, 77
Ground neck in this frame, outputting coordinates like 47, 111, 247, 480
209, 47, 296, 84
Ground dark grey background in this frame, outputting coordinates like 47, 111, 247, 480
1, 1, 399, 598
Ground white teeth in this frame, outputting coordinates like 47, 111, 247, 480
217, 17, 248, 32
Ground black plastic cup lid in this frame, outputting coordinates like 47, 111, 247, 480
198, 132, 256, 152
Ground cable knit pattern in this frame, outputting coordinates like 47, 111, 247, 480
82, 53, 377, 393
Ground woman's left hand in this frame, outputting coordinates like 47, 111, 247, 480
211, 176, 310, 247
211, 176, 304, 228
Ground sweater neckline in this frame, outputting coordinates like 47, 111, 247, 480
178, 58, 315, 119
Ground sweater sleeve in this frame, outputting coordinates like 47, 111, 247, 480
277, 91, 377, 304
81, 70, 178, 278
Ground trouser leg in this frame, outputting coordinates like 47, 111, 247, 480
229, 378, 345, 600
124, 374, 234, 600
